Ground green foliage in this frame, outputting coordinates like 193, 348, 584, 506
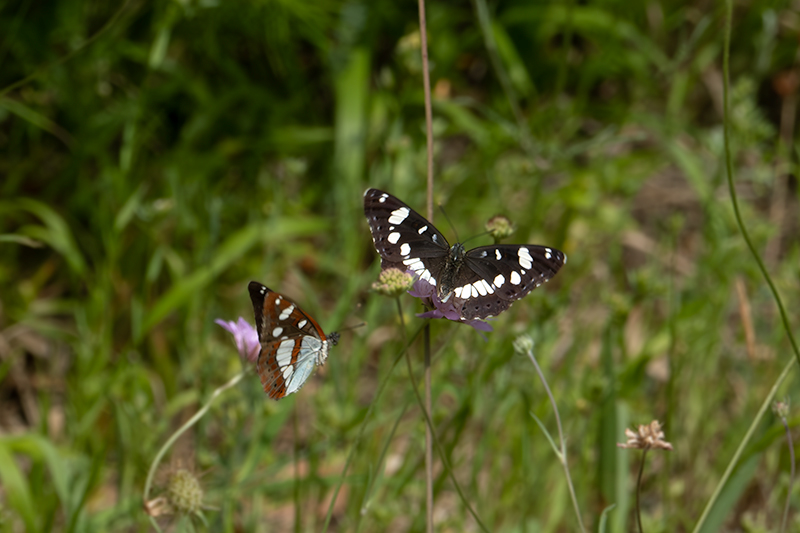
1, 0, 798, 531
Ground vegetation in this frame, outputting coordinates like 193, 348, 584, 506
1, 0, 798, 531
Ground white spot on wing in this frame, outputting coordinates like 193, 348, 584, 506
474, 281, 487, 296
279, 304, 295, 321
493, 274, 505, 287
454, 286, 463, 298
276, 339, 295, 366
388, 232, 401, 244
400, 243, 411, 256
272, 327, 283, 337
545, 247, 552, 259
518, 248, 533, 270
481, 279, 494, 294
379, 194, 388, 203
510, 271, 522, 285
471, 285, 479, 298
420, 269, 431, 282
388, 207, 410, 225
418, 225, 427, 234
495, 249, 501, 260
297, 319, 307, 329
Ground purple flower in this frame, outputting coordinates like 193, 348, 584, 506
407, 277, 493, 333
215, 317, 260, 363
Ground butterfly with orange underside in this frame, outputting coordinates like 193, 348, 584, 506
248, 281, 339, 400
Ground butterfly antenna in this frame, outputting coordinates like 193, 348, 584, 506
461, 231, 492, 247
337, 322, 366, 333
438, 203, 461, 242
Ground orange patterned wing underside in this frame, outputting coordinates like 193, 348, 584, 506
248, 281, 330, 400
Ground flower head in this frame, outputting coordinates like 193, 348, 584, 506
408, 276, 493, 332
144, 465, 212, 520
215, 317, 260, 363
617, 420, 673, 451
773, 398, 790, 419
485, 215, 515, 242
371, 268, 416, 297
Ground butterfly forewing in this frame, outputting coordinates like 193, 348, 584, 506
248, 281, 334, 400
364, 188, 450, 283
363, 189, 567, 321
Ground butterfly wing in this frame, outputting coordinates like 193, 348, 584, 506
451, 245, 567, 319
363, 188, 451, 285
248, 281, 332, 400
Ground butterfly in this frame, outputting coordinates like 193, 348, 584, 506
248, 281, 339, 400
363, 188, 566, 320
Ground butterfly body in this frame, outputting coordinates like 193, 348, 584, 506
364, 188, 566, 320
248, 281, 338, 400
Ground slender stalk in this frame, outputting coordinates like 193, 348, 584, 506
143, 371, 246, 529
692, 358, 794, 531
402, 329, 490, 533
293, 404, 301, 533
720, 3, 800, 369
321, 328, 423, 532
423, 325, 433, 532
523, 346, 586, 532
779, 412, 795, 533
635, 449, 648, 533
692, 2, 800, 529
417, 0, 435, 529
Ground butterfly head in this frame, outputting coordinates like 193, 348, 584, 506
327, 331, 340, 346
449, 242, 466, 262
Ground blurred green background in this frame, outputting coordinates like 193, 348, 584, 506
1, 0, 799, 531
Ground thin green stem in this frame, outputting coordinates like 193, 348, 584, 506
721, 3, 800, 368
779, 413, 795, 533
692, 357, 794, 531
692, 2, 800, 529
523, 346, 586, 532
143, 370, 246, 529
321, 327, 423, 532
293, 404, 301, 533
402, 327, 490, 533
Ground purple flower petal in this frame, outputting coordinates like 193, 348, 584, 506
407, 276, 493, 333
216, 317, 260, 363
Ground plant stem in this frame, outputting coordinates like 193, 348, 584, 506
143, 371, 246, 529
524, 347, 586, 532
635, 449, 648, 533
780, 414, 795, 533
417, 0, 435, 529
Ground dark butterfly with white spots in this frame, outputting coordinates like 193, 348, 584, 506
248, 281, 339, 400
363, 188, 567, 320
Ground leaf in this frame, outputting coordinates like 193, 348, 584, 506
0, 439, 37, 532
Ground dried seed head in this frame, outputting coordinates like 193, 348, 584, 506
166, 469, 204, 515
773, 399, 790, 419
617, 420, 673, 451
372, 268, 415, 298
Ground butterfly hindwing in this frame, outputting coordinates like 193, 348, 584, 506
248, 281, 335, 400
454, 245, 567, 319
363, 189, 567, 320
